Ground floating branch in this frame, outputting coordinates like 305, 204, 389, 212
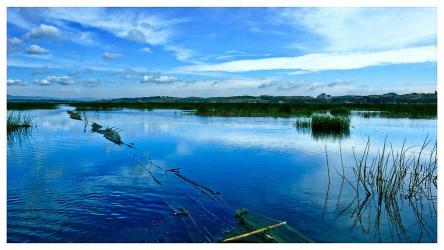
168, 168, 220, 196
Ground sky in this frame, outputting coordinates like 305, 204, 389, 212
7, 7, 437, 99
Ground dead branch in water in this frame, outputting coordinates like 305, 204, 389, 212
168, 168, 220, 196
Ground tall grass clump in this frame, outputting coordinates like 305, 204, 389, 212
294, 118, 311, 129
327, 137, 437, 242
7, 111, 33, 132
311, 115, 350, 133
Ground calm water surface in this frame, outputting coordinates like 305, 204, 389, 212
7, 107, 437, 242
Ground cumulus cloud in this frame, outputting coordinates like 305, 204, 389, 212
140, 47, 152, 53
84, 79, 102, 87
7, 37, 22, 53
35, 76, 75, 85
103, 52, 123, 60
178, 46, 436, 73
25, 24, 61, 39
25, 44, 49, 55
141, 73, 177, 84
7, 79, 26, 86
8, 37, 22, 46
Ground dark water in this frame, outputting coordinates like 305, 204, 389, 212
7, 107, 437, 242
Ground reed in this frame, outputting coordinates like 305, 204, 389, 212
328, 137, 437, 241
311, 115, 350, 133
7, 111, 33, 132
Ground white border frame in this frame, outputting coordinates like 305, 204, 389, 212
1, 1, 442, 249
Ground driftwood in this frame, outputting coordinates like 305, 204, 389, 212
222, 221, 287, 242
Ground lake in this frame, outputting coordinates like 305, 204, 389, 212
7, 107, 437, 243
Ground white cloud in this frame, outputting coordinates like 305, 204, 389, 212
178, 46, 436, 73
183, 78, 273, 90
165, 46, 195, 62
25, 44, 49, 55
7, 37, 23, 53
275, 8, 436, 52
103, 52, 123, 60
287, 70, 313, 75
141, 73, 177, 84
7, 79, 26, 86
8, 37, 22, 46
45, 8, 180, 46
35, 76, 75, 85
69, 31, 98, 46
25, 24, 61, 39
261, 79, 353, 91
140, 47, 152, 53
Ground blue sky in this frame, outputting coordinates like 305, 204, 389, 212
7, 7, 437, 99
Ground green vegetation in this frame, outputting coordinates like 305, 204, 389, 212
330, 107, 350, 116
328, 138, 437, 240
311, 115, 350, 133
7, 111, 33, 132
66, 102, 436, 118
6, 100, 436, 119
294, 115, 351, 140
8, 102, 59, 110
294, 118, 311, 129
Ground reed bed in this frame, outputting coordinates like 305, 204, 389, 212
68, 102, 436, 118
312, 115, 350, 133
7, 111, 33, 132
327, 137, 437, 242
8, 102, 58, 110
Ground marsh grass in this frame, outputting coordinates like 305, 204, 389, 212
294, 118, 311, 129
8, 102, 58, 110
6, 101, 437, 119
294, 115, 351, 140
7, 111, 33, 132
312, 115, 350, 133
330, 108, 350, 116
67, 102, 436, 118
327, 137, 437, 242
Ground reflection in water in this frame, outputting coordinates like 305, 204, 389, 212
7, 127, 32, 145
7, 108, 437, 243
294, 126, 350, 141
325, 138, 437, 242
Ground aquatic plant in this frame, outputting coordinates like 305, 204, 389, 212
294, 118, 311, 129
311, 115, 350, 133
327, 137, 437, 242
67, 102, 436, 118
7, 111, 33, 132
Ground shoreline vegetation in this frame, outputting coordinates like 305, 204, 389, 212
7, 102, 437, 119
7, 111, 33, 132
